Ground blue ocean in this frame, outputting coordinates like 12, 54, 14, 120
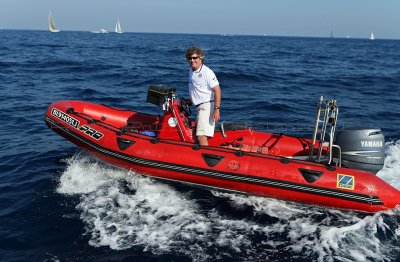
1, 30, 400, 261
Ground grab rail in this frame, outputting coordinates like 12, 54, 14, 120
309, 96, 340, 165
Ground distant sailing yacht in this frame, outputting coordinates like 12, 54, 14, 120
370, 32, 375, 40
48, 11, 60, 33
91, 28, 108, 33
115, 18, 123, 33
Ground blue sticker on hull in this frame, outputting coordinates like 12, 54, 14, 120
337, 174, 355, 190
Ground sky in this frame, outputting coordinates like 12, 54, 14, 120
1, 0, 399, 39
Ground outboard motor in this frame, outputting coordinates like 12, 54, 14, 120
334, 127, 385, 174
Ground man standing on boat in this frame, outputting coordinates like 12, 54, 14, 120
186, 46, 222, 146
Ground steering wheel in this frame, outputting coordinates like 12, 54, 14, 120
179, 97, 192, 118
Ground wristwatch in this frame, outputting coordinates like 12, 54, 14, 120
214, 106, 220, 110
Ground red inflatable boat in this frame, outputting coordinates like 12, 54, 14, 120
45, 85, 400, 213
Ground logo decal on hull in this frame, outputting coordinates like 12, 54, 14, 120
228, 160, 240, 171
51, 108, 103, 140
168, 117, 177, 127
337, 174, 355, 190
79, 125, 104, 140
51, 108, 80, 128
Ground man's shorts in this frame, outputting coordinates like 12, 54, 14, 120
196, 102, 215, 137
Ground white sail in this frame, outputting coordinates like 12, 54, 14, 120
115, 19, 123, 33
370, 32, 375, 40
48, 11, 60, 33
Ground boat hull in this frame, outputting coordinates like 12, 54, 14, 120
45, 100, 400, 213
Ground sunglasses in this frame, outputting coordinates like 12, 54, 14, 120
188, 56, 200, 61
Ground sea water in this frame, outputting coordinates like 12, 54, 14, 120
0, 30, 399, 261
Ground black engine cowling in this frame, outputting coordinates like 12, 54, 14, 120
334, 127, 385, 174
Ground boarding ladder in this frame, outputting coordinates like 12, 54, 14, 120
308, 96, 341, 166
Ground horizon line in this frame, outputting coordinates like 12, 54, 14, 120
0, 27, 400, 41
1, 28, 399, 41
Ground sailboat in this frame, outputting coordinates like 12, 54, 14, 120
91, 28, 109, 34
48, 11, 60, 33
370, 32, 375, 40
115, 18, 123, 33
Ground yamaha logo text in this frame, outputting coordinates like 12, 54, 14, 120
361, 140, 383, 148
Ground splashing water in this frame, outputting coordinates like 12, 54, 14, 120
57, 151, 400, 261
378, 140, 400, 189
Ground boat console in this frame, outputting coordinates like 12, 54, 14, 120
146, 85, 251, 144
146, 85, 195, 142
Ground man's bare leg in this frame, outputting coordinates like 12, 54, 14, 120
197, 135, 208, 146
